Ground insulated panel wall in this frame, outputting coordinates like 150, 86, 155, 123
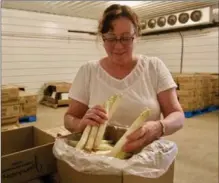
182, 27, 218, 73
2, 8, 105, 98
135, 33, 182, 73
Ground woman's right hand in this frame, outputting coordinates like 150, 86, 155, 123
78, 105, 108, 132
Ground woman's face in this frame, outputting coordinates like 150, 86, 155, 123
102, 17, 136, 65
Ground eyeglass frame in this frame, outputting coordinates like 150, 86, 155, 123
102, 33, 135, 47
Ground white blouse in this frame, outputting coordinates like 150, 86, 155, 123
69, 55, 177, 127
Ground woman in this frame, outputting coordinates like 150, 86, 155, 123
64, 4, 184, 153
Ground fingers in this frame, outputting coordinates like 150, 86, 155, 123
93, 109, 108, 120
126, 127, 146, 141
81, 105, 108, 128
87, 105, 108, 120
123, 137, 145, 153
85, 113, 105, 124
84, 118, 99, 126
92, 105, 107, 114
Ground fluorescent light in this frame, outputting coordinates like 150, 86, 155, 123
110, 1, 144, 7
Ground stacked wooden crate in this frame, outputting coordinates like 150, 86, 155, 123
1, 85, 20, 130
41, 82, 71, 108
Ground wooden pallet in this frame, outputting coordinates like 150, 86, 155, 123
40, 100, 69, 109
41, 100, 58, 108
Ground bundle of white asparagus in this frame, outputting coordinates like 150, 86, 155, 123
67, 94, 151, 159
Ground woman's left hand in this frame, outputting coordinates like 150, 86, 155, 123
123, 121, 163, 153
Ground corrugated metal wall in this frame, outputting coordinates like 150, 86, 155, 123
1, 8, 218, 98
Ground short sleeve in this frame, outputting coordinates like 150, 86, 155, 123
68, 63, 90, 105
155, 58, 177, 94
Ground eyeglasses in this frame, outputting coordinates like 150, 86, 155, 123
102, 35, 135, 46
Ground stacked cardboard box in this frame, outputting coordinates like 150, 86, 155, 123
41, 82, 71, 108
1, 85, 20, 129
176, 74, 197, 111
19, 91, 38, 117
209, 75, 219, 106
173, 73, 219, 112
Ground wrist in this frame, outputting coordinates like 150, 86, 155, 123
76, 119, 84, 133
158, 120, 165, 137
155, 120, 165, 139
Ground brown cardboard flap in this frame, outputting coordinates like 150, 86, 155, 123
1, 143, 56, 183
1, 126, 55, 156
123, 162, 175, 183
57, 160, 122, 183
1, 126, 57, 183
33, 128, 55, 146
1, 126, 33, 156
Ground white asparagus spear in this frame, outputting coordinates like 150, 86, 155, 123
84, 126, 99, 151
75, 125, 91, 150
108, 108, 151, 159
93, 94, 122, 149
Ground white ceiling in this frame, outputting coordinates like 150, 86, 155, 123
2, 1, 219, 20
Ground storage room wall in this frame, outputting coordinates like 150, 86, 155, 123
2, 8, 218, 98
136, 27, 218, 73
1, 8, 105, 98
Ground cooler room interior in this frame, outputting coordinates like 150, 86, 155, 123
1, 1, 218, 183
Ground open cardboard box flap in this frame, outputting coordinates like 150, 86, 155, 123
1, 126, 56, 183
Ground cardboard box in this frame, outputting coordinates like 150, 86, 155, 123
181, 103, 197, 111
177, 74, 196, 83
44, 82, 71, 93
177, 90, 196, 97
1, 104, 20, 119
41, 96, 70, 108
178, 83, 195, 90
212, 96, 219, 106
56, 125, 175, 183
19, 91, 37, 117
57, 159, 174, 183
1, 116, 18, 125
19, 91, 37, 106
20, 106, 37, 117
40, 82, 71, 108
123, 163, 174, 183
1, 85, 19, 102
1, 126, 56, 183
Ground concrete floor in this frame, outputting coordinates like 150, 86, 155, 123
25, 104, 218, 183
